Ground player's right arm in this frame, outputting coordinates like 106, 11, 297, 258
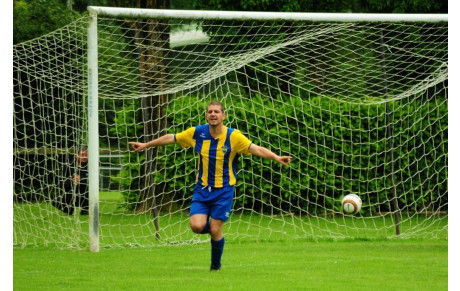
128, 134, 176, 152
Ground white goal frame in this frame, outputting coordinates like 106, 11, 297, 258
86, 6, 447, 252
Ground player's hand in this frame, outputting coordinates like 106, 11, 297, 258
72, 174, 80, 184
277, 156, 292, 166
128, 142, 147, 152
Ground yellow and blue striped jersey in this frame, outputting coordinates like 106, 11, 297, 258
174, 124, 252, 187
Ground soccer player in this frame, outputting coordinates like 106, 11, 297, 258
128, 101, 291, 271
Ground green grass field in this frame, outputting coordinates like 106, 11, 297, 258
14, 192, 448, 290
14, 239, 447, 290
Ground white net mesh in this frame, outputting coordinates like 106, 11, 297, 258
13, 12, 448, 249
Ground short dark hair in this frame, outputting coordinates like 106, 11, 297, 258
207, 101, 225, 113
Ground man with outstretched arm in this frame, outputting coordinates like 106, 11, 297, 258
128, 101, 291, 271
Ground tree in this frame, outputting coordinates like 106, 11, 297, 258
131, 1, 171, 221
13, 0, 80, 44
363, 0, 447, 13
190, 0, 447, 13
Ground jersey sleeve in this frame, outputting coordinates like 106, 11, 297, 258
174, 127, 196, 148
231, 130, 252, 155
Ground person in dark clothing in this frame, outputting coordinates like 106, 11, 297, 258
52, 148, 89, 215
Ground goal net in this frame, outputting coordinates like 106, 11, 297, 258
13, 8, 448, 249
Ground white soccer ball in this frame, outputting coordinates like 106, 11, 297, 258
341, 194, 362, 214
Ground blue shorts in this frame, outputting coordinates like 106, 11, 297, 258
190, 184, 235, 222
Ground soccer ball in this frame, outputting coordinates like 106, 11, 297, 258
341, 194, 362, 214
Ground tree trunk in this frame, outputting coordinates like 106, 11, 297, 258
133, 1, 170, 239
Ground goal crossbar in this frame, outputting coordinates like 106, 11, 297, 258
88, 6, 447, 23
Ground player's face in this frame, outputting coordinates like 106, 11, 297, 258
77, 150, 88, 164
206, 105, 225, 126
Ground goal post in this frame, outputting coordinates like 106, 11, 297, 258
13, 7, 448, 250
87, 10, 99, 252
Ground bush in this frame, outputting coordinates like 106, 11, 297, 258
14, 0, 80, 44
114, 92, 447, 215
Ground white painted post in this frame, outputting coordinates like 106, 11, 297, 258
87, 6, 447, 22
87, 10, 100, 253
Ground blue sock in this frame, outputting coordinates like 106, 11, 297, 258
211, 237, 225, 269
201, 220, 211, 234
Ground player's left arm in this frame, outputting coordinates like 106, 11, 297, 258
249, 144, 291, 166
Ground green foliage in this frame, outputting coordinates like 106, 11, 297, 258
110, 101, 145, 208
13, 0, 80, 44
109, 102, 144, 146
111, 153, 145, 209
113, 91, 447, 216
191, 0, 447, 13
365, 0, 447, 13
231, 93, 447, 216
